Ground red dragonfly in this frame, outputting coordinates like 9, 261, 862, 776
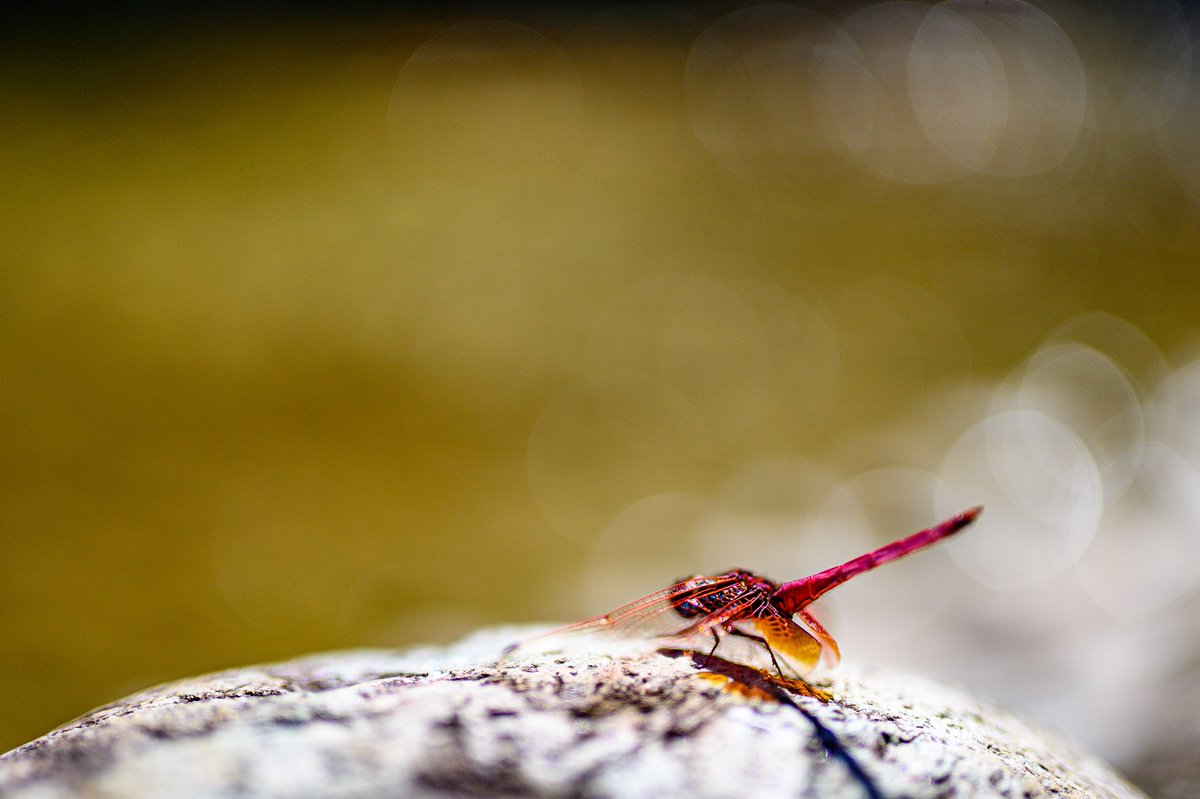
505, 507, 981, 677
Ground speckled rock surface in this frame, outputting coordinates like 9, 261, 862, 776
0, 628, 1146, 799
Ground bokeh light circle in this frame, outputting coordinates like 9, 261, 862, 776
1014, 342, 1146, 505
821, 1, 972, 185
937, 410, 1102, 589
684, 4, 860, 188
912, 0, 1086, 178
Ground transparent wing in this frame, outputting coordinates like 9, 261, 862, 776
502, 573, 751, 656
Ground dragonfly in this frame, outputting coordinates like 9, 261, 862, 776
504, 506, 981, 678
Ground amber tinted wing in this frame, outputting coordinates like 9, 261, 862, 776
795, 607, 841, 668
746, 614, 824, 677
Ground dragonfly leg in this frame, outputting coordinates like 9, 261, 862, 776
728, 628, 785, 678
704, 630, 721, 667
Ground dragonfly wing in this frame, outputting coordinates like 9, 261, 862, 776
502, 587, 679, 656
795, 608, 840, 669
669, 588, 772, 639
503, 575, 749, 655
746, 615, 823, 677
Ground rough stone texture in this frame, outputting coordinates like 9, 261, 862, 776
0, 628, 1146, 799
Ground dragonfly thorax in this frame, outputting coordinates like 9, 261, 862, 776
668, 569, 781, 620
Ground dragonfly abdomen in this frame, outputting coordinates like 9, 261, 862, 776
774, 506, 981, 614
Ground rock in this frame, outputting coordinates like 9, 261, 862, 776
0, 627, 1146, 799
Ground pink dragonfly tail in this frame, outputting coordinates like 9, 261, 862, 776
774, 506, 982, 616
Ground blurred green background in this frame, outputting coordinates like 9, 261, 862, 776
3, 2, 1200, 795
